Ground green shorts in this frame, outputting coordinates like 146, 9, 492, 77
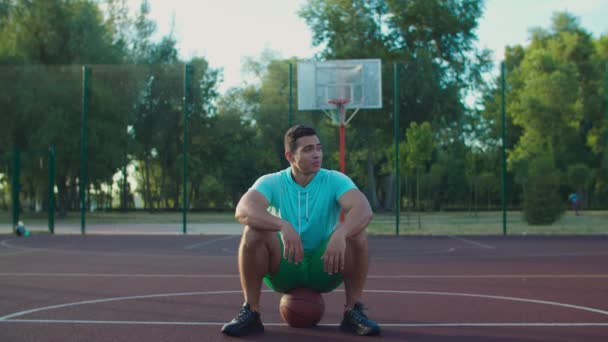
263, 234, 343, 293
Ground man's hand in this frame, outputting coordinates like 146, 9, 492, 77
321, 228, 347, 275
280, 222, 303, 265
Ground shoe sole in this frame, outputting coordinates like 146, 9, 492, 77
221, 324, 264, 337
340, 323, 380, 336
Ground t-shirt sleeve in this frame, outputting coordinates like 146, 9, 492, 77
250, 173, 277, 204
332, 171, 358, 200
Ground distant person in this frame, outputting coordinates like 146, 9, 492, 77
221, 125, 380, 337
568, 192, 579, 215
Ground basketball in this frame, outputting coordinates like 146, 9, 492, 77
279, 287, 325, 328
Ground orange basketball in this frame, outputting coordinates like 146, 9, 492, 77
279, 287, 325, 328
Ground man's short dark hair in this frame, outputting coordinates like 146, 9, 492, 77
284, 125, 317, 152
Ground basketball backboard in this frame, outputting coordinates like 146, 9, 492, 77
297, 59, 382, 111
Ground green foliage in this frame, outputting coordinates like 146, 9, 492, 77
298, 0, 490, 211
567, 163, 591, 190
404, 122, 433, 208
1, 1, 607, 214
522, 156, 565, 225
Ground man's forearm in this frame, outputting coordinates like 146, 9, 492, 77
236, 208, 284, 231
335, 203, 373, 237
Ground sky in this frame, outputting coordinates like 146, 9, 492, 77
136, 0, 608, 93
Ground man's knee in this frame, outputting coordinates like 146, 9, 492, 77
241, 226, 274, 249
346, 230, 368, 250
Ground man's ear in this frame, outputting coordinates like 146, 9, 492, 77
285, 150, 294, 163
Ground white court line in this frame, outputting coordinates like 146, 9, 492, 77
366, 274, 608, 279
0, 273, 237, 278
449, 236, 495, 249
484, 251, 608, 258
183, 236, 237, 250
1, 272, 608, 279
2, 289, 608, 322
2, 320, 608, 327
0, 240, 230, 259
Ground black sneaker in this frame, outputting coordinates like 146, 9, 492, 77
221, 303, 264, 337
340, 302, 380, 336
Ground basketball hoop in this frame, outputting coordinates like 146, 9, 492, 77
298, 59, 383, 222
327, 98, 349, 125
327, 99, 349, 106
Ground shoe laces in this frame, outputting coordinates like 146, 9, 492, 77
237, 304, 254, 320
349, 302, 371, 323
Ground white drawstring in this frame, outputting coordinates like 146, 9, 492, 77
297, 191, 309, 234
306, 192, 309, 219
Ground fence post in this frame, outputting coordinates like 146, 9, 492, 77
81, 65, 89, 235
289, 63, 293, 127
183, 63, 191, 234
48, 146, 55, 234
394, 63, 400, 236
501, 61, 507, 236
12, 147, 20, 229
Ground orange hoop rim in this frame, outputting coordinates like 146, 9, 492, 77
327, 99, 350, 106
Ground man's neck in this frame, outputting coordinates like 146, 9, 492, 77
290, 168, 316, 188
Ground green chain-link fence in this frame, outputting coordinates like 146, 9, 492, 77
1, 63, 607, 235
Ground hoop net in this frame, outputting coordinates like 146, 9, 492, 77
327, 99, 349, 106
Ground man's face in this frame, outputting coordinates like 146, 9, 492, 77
289, 135, 323, 174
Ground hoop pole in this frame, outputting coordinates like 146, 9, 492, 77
339, 124, 346, 173
339, 103, 346, 222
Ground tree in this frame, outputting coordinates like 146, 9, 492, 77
567, 163, 591, 208
522, 156, 564, 225
480, 12, 608, 214
0, 0, 127, 214
404, 122, 433, 210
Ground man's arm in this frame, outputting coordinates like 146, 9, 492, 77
322, 188, 373, 274
335, 188, 373, 237
235, 190, 283, 231
235, 190, 303, 264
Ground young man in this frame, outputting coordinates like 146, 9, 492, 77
221, 125, 380, 337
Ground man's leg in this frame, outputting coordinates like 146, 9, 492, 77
221, 227, 281, 337
340, 230, 380, 336
238, 226, 281, 312
342, 230, 369, 309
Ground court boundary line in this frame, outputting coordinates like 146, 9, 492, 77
2, 289, 608, 322
1, 319, 608, 327
448, 236, 495, 249
183, 236, 238, 250
1, 272, 608, 279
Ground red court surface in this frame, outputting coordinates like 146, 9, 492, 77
1, 233, 608, 341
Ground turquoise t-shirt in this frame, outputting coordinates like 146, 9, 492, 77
251, 167, 357, 251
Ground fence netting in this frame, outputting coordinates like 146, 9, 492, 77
1, 64, 606, 234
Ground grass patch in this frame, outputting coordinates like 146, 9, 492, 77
2, 210, 607, 235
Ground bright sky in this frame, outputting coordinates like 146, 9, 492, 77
137, 0, 608, 93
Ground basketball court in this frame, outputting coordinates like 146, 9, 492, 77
1, 233, 607, 341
